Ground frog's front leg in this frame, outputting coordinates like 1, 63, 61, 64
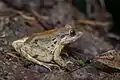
53, 44, 73, 67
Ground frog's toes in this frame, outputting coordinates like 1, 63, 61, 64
62, 52, 69, 57
66, 61, 73, 65
45, 63, 61, 70
41, 64, 51, 71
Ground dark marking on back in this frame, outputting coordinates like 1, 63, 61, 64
54, 41, 57, 44
32, 55, 39, 58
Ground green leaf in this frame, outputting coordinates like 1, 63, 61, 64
78, 59, 86, 66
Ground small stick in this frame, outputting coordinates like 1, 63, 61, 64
30, 9, 50, 30
17, 11, 35, 20
76, 19, 111, 27
6, 52, 19, 59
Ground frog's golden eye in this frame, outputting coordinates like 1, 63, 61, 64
69, 29, 76, 36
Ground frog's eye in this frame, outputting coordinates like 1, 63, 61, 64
69, 29, 76, 36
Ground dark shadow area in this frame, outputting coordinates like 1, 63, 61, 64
105, 0, 120, 35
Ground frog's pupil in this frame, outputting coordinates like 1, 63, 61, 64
34, 39, 38, 44
70, 30, 76, 36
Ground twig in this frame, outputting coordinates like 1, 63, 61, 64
6, 52, 19, 59
16, 11, 35, 20
76, 19, 112, 27
30, 9, 50, 30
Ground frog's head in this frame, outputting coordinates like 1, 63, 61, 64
59, 24, 83, 45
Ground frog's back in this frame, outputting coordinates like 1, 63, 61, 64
23, 27, 71, 62
25, 27, 72, 51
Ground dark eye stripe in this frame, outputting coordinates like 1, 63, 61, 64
60, 35, 66, 38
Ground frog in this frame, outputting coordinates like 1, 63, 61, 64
12, 24, 83, 70
93, 50, 120, 71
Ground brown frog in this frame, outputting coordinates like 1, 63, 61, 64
12, 24, 83, 70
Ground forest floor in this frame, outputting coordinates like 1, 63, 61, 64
0, 0, 120, 80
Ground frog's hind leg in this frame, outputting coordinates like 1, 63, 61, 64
20, 47, 60, 71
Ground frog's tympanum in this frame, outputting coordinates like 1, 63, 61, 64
12, 24, 83, 70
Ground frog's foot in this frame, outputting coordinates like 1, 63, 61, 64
62, 52, 69, 57
45, 63, 61, 70
54, 57, 73, 67
66, 60, 73, 65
